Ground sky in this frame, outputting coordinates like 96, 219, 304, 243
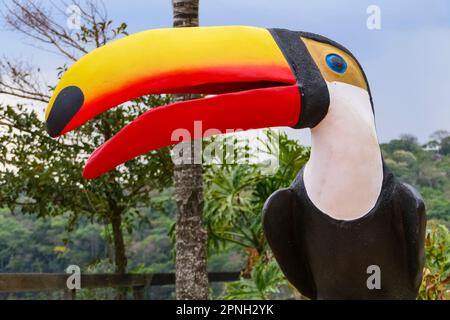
0, 0, 449, 143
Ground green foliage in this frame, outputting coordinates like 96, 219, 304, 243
418, 222, 450, 300
222, 259, 287, 300
0, 13, 174, 273
0, 100, 173, 220
205, 164, 262, 250
425, 130, 450, 156
440, 137, 450, 156
381, 131, 450, 225
0, 204, 245, 299
204, 131, 310, 254
205, 131, 309, 297
255, 130, 310, 202
0, 208, 106, 272
420, 188, 450, 222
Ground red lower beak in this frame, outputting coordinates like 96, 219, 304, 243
83, 84, 301, 179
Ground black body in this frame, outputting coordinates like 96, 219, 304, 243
263, 164, 426, 299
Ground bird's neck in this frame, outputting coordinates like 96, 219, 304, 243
303, 82, 383, 220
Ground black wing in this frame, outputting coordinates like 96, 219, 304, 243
398, 182, 427, 291
262, 188, 316, 299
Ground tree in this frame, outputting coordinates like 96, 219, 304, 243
430, 130, 450, 144
399, 134, 419, 146
171, 0, 209, 300
425, 130, 450, 155
202, 131, 309, 299
382, 134, 421, 154
204, 131, 310, 276
431, 130, 450, 156
441, 137, 450, 156
381, 131, 450, 226
0, 0, 173, 289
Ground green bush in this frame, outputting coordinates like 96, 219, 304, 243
222, 259, 287, 300
418, 222, 450, 300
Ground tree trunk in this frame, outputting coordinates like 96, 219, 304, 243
111, 214, 127, 274
172, 0, 199, 27
174, 162, 208, 299
110, 213, 127, 299
172, 0, 209, 300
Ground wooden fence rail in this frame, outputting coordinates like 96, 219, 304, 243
0, 272, 241, 299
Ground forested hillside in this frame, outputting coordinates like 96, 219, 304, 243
381, 131, 450, 226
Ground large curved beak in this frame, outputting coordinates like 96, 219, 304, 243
45, 26, 301, 179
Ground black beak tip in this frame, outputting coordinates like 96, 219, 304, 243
46, 86, 84, 137
46, 122, 61, 138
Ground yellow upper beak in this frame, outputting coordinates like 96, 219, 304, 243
45, 26, 295, 137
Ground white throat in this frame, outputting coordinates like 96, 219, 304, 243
303, 82, 383, 220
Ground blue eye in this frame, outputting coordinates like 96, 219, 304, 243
326, 53, 347, 74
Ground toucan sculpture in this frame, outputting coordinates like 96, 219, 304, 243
45, 26, 426, 299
